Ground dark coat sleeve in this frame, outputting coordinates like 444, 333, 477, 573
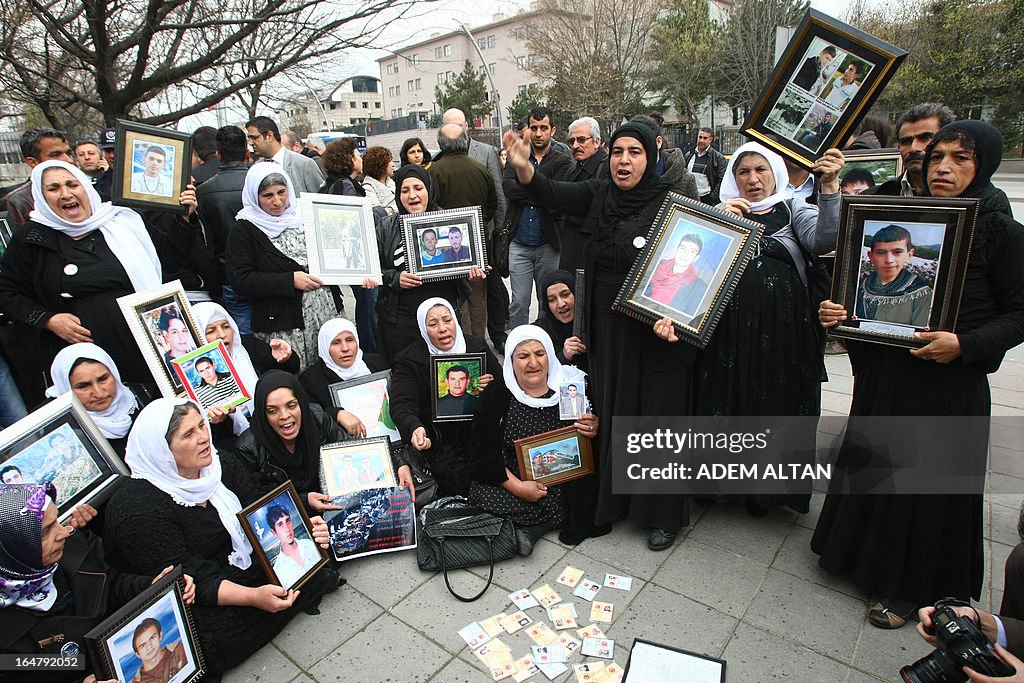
520, 171, 602, 219
1004, 615, 1024, 656
469, 380, 512, 485
0, 226, 54, 328
224, 220, 296, 296
299, 359, 342, 420
389, 347, 428, 443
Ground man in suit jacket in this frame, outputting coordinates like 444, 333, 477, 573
442, 107, 510, 351
245, 115, 324, 195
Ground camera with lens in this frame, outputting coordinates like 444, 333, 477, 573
900, 599, 1014, 682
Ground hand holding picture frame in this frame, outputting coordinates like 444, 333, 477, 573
742, 9, 907, 169
237, 480, 328, 591
85, 566, 205, 683
612, 193, 763, 349
112, 119, 192, 213
319, 437, 397, 498
328, 370, 401, 444
0, 393, 128, 523
829, 195, 978, 348
299, 192, 383, 285
401, 206, 487, 282
514, 425, 594, 487
430, 352, 486, 422
171, 340, 251, 413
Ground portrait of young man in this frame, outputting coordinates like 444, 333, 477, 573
442, 226, 471, 263
437, 364, 477, 417
190, 355, 240, 408
645, 234, 710, 316
129, 616, 188, 683
266, 504, 321, 589
131, 144, 174, 198
856, 223, 934, 327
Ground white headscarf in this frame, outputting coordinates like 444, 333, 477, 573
192, 303, 257, 434
46, 343, 138, 439
718, 142, 792, 213
416, 297, 466, 355
234, 162, 304, 239
125, 398, 253, 569
503, 325, 585, 409
317, 318, 370, 381
29, 160, 161, 292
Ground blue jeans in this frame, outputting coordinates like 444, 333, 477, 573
351, 286, 379, 353
0, 353, 27, 427
508, 241, 560, 328
222, 285, 253, 336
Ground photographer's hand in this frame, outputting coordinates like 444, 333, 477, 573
917, 605, 999, 646
964, 643, 1024, 682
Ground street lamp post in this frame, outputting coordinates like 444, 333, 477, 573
459, 22, 503, 131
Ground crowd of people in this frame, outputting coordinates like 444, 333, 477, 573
0, 99, 1022, 682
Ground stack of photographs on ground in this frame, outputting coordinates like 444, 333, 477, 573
0, 393, 129, 522
85, 566, 205, 683
829, 195, 978, 348
741, 9, 907, 168
319, 437, 416, 562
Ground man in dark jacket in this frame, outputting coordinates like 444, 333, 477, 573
632, 115, 699, 201
502, 106, 572, 328
196, 125, 252, 332
559, 116, 608, 272
1, 127, 74, 228
685, 127, 729, 205
190, 126, 220, 186
873, 102, 955, 198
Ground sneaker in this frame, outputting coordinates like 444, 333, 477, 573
647, 529, 677, 551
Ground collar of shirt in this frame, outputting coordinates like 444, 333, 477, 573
787, 174, 815, 199
272, 147, 286, 165
900, 173, 916, 197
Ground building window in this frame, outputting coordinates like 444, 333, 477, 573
415, 78, 421, 90
350, 101, 357, 108
488, 63, 496, 76
487, 34, 496, 48
407, 80, 413, 91
518, 84, 527, 94
477, 38, 485, 50
515, 27, 524, 40
479, 65, 486, 75
516, 55, 527, 70
375, 102, 381, 108
362, 101, 369, 109
434, 46, 442, 59
406, 53, 420, 65
437, 73, 445, 84
447, 71, 455, 82
443, 44, 452, 57
329, 102, 337, 110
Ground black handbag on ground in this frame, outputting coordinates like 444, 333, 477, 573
395, 444, 438, 511
416, 496, 518, 602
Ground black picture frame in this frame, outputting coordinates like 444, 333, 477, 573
742, 9, 908, 169
829, 195, 978, 348
401, 206, 487, 282
612, 192, 763, 349
622, 638, 725, 682
328, 370, 402, 445
0, 217, 12, 257
0, 393, 129, 523
573, 268, 586, 344
430, 352, 486, 422
112, 119, 192, 214
85, 566, 205, 683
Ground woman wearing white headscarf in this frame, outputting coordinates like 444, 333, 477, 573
298, 318, 388, 436
0, 160, 163, 383
469, 325, 599, 555
103, 398, 339, 675
678, 142, 844, 515
224, 163, 337, 368
47, 342, 142, 457
389, 297, 500, 495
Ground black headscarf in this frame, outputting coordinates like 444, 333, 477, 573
533, 269, 575, 343
394, 163, 441, 215
922, 120, 1003, 200
596, 123, 672, 240
251, 371, 320, 486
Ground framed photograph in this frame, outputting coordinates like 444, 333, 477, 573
112, 119, 192, 213
514, 425, 593, 487
319, 437, 396, 498
622, 638, 725, 683
430, 352, 486, 422
171, 340, 251, 412
572, 268, 586, 344
741, 9, 907, 169
85, 566, 204, 683
0, 393, 128, 523
829, 195, 978, 348
323, 485, 416, 562
612, 193, 763, 349
117, 280, 204, 397
237, 481, 328, 591
329, 370, 401, 444
841, 148, 903, 196
299, 192, 382, 286
401, 206, 487, 281
558, 381, 589, 421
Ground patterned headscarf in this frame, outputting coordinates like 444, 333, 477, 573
0, 483, 61, 611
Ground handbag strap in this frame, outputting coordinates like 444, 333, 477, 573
438, 537, 495, 602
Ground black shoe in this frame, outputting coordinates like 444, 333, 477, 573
558, 529, 588, 546
647, 529, 676, 551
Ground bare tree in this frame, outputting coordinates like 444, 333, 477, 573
0, 0, 430, 130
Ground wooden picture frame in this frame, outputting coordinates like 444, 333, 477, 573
430, 352, 486, 422
85, 566, 205, 683
117, 280, 204, 397
0, 393, 128, 523
328, 370, 401, 445
612, 193, 763, 349
171, 340, 252, 412
112, 119, 192, 213
299, 192, 383, 285
741, 9, 908, 169
514, 425, 594, 487
237, 480, 328, 591
829, 195, 978, 348
319, 437, 397, 498
841, 148, 904, 195
401, 206, 487, 282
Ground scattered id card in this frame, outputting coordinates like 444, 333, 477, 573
581, 636, 615, 659
573, 578, 601, 602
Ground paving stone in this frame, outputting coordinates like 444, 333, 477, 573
337, 548, 432, 609
852, 615, 929, 683
990, 499, 1022, 547
847, 670, 893, 683
428, 656, 494, 682
653, 538, 768, 617
796, 494, 826, 530
466, 535, 566, 589
744, 569, 866, 662
222, 642, 300, 683
273, 585, 383, 668
309, 613, 449, 682
721, 622, 850, 681
770, 525, 868, 601
687, 502, 793, 566
573, 520, 683, 580
289, 675, 317, 683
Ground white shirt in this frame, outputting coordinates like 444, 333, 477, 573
787, 174, 815, 202
823, 78, 860, 110
130, 172, 172, 198
271, 538, 321, 589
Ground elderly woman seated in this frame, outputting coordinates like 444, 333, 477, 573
103, 398, 340, 675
